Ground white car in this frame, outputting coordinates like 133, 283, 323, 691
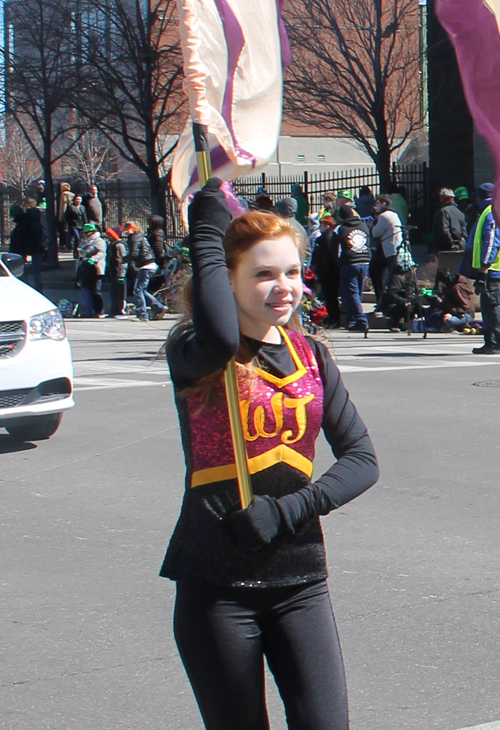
0, 253, 74, 441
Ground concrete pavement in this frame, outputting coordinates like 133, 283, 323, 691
2, 321, 500, 730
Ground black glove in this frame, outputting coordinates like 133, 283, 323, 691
225, 495, 284, 552
188, 177, 232, 239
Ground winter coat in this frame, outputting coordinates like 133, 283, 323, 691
106, 240, 128, 279
432, 201, 467, 252
124, 231, 156, 269
337, 216, 371, 266
147, 224, 167, 266
372, 208, 403, 257
354, 194, 375, 219
78, 232, 107, 275
9, 209, 45, 257
65, 204, 87, 229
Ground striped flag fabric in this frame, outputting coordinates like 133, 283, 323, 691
437, 0, 500, 217
172, 0, 290, 201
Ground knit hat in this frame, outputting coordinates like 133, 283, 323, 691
439, 188, 455, 199
476, 183, 495, 200
105, 227, 121, 241
336, 189, 353, 201
454, 186, 470, 202
83, 223, 98, 233
275, 197, 298, 218
320, 215, 336, 228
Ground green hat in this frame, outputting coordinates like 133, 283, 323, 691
83, 223, 98, 233
337, 189, 353, 201
454, 186, 470, 202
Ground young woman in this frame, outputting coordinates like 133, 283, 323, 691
160, 178, 379, 730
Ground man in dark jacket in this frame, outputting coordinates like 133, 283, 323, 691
147, 215, 168, 267
431, 188, 467, 252
9, 203, 45, 292
123, 221, 167, 321
337, 206, 371, 332
310, 215, 341, 328
65, 194, 87, 258
83, 185, 106, 230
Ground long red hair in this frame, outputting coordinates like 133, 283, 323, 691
168, 210, 306, 398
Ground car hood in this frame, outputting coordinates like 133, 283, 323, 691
0, 276, 58, 321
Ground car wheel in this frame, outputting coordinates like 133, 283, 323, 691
6, 413, 63, 441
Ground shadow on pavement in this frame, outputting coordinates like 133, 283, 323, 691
0, 434, 38, 454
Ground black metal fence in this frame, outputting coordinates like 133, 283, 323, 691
0, 162, 429, 246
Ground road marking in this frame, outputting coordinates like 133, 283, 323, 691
74, 377, 171, 391
452, 723, 500, 730
339, 360, 500, 373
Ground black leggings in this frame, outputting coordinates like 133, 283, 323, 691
174, 579, 349, 730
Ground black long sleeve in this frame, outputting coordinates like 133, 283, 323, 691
167, 180, 240, 384
276, 339, 379, 531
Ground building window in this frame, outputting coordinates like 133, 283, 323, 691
317, 154, 325, 163
297, 154, 305, 163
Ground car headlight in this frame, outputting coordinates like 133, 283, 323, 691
29, 309, 66, 341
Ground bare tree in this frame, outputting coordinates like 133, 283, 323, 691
74, 0, 186, 219
68, 129, 116, 187
3, 0, 86, 264
0, 116, 42, 196
284, 0, 425, 191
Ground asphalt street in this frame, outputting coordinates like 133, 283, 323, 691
2, 319, 500, 730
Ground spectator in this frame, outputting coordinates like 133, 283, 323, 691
65, 194, 87, 258
77, 223, 107, 317
370, 194, 403, 302
381, 264, 420, 332
255, 193, 273, 210
337, 206, 370, 333
459, 183, 500, 354
123, 220, 167, 321
431, 188, 467, 252
58, 182, 74, 250
310, 215, 341, 328
388, 184, 409, 226
35, 180, 46, 208
317, 191, 335, 221
354, 185, 375, 220
147, 215, 168, 268
9, 202, 45, 293
455, 186, 477, 233
274, 197, 309, 258
306, 214, 321, 263
291, 183, 309, 227
105, 227, 128, 318
84, 184, 106, 230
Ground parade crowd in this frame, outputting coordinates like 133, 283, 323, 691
7, 178, 500, 352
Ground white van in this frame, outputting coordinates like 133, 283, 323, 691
0, 253, 74, 440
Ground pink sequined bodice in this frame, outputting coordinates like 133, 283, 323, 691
186, 328, 324, 487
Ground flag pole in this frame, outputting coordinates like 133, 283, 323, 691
192, 123, 254, 510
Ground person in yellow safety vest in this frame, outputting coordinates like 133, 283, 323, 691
459, 183, 500, 354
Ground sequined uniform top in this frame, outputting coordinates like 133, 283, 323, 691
160, 182, 379, 588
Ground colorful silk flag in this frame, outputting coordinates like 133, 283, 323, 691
437, 0, 500, 218
172, 0, 290, 201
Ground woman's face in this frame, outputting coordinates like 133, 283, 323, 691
228, 235, 303, 342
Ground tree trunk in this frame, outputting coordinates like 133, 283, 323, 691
374, 123, 392, 193
149, 173, 167, 222
43, 164, 59, 267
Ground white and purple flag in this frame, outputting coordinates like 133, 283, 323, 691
437, 0, 500, 218
172, 0, 290, 201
